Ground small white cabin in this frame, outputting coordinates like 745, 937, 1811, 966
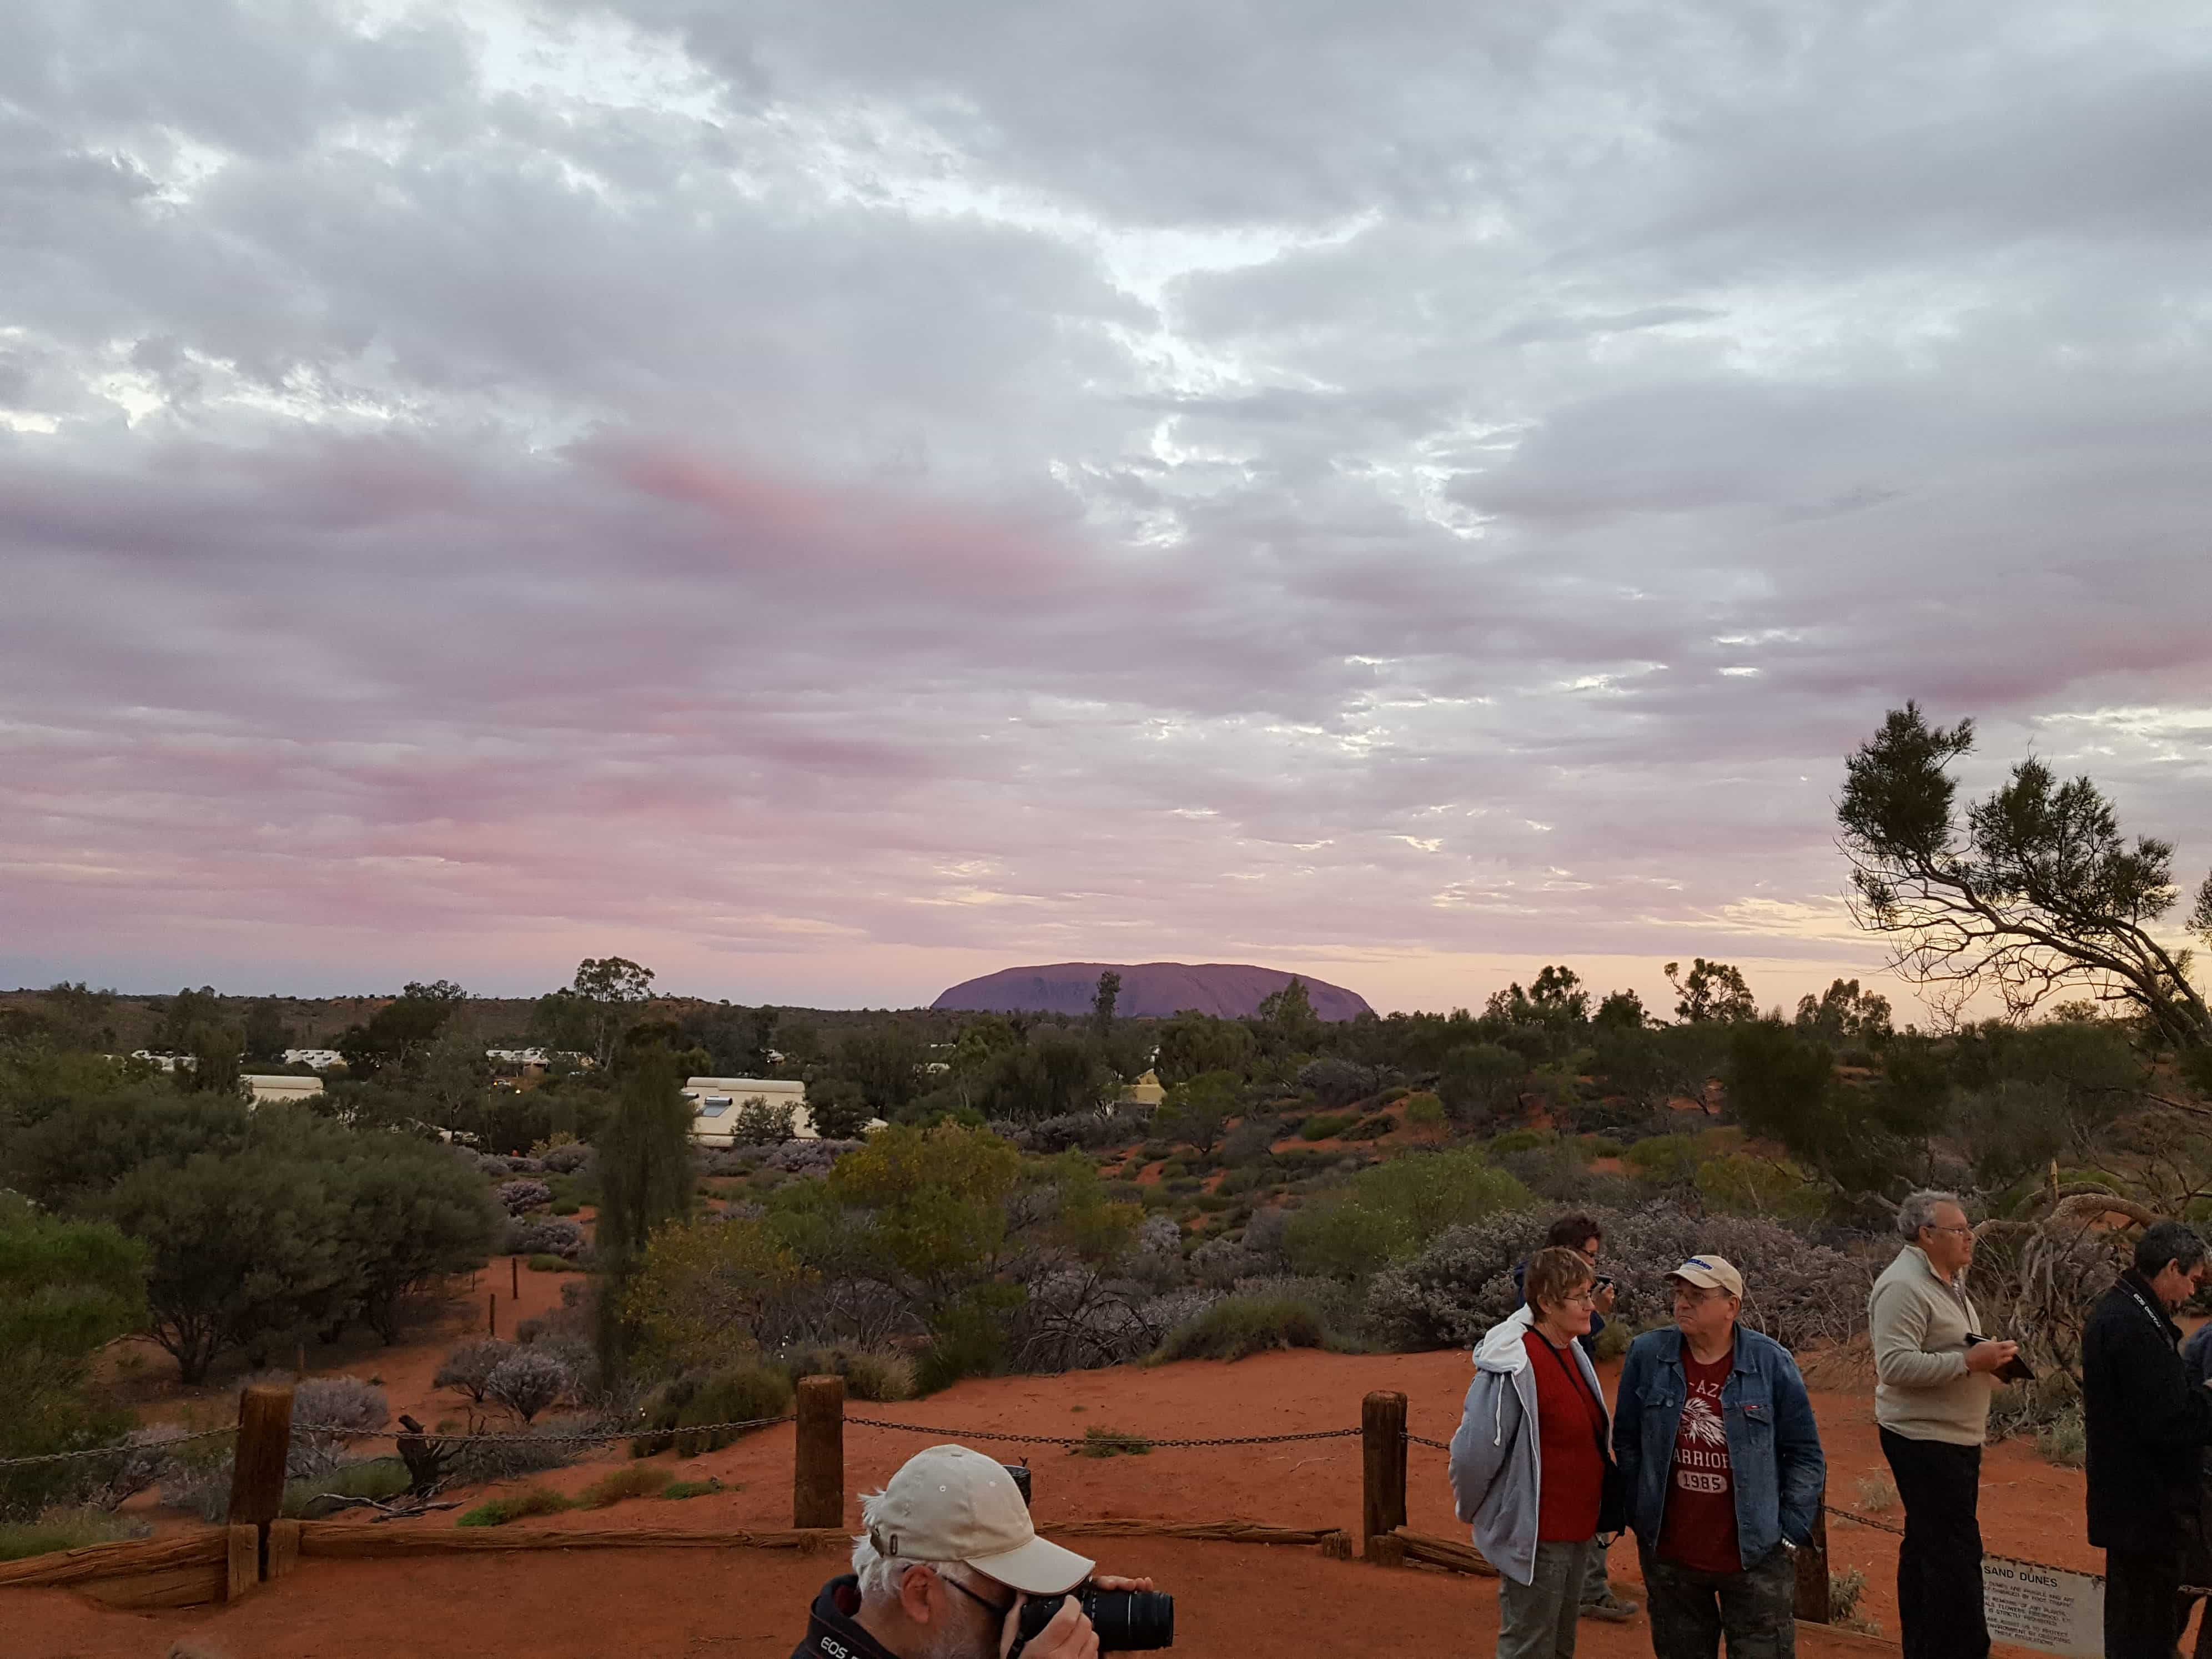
683, 1076, 813, 1145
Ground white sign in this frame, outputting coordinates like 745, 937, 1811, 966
1980, 1557, 2103, 1658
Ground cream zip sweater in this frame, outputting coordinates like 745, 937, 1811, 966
1870, 1244, 1993, 1446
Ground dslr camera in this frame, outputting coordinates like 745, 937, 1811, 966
1009, 1583, 1175, 1655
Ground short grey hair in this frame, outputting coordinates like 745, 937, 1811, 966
850, 1486, 979, 1604
1898, 1190, 1965, 1241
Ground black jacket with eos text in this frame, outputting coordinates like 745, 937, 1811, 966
2083, 1271, 2212, 1554
791, 1575, 902, 1659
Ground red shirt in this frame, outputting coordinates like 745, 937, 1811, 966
1658, 1349, 1741, 1572
1524, 1330, 1607, 1542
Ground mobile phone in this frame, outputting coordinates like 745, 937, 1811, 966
1967, 1333, 2036, 1384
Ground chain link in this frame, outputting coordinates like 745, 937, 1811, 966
846, 1416, 1363, 1450
1404, 1432, 1452, 1452
0, 1414, 799, 1471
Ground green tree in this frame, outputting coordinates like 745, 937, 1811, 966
822, 1123, 1022, 1317
1091, 970, 1121, 1037
1254, 977, 1323, 1054
329, 1143, 501, 1344
1666, 959, 1756, 1024
803, 1076, 875, 1140
338, 981, 468, 1079
101, 1144, 353, 1381
1154, 1070, 1240, 1155
180, 1025, 244, 1097
1793, 979, 1893, 1045
240, 999, 294, 1063
149, 986, 226, 1054
593, 1040, 697, 1379
1841, 702, 2212, 1048
1593, 989, 1647, 1030
1436, 1042, 1526, 1130
623, 1215, 814, 1373
1152, 1013, 1256, 1086
570, 957, 657, 1070
33, 982, 118, 1053
0, 1195, 148, 1517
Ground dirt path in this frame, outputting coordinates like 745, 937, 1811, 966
29, 1323, 2133, 1656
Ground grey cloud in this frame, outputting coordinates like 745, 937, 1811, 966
3, 0, 2209, 1009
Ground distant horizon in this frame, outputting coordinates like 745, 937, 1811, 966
3, 949, 1955, 1027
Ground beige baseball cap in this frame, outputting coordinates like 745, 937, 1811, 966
866, 1445, 1094, 1596
1668, 1255, 1745, 1298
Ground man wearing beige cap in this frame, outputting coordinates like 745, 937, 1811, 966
793, 1444, 1155, 1659
1612, 1256, 1826, 1658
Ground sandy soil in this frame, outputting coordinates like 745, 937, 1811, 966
18, 1321, 2140, 1657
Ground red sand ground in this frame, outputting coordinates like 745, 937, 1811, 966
16, 1311, 2149, 1658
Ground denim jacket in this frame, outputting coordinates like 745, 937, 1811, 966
1611, 1324, 1824, 1570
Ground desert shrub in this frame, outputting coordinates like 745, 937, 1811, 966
484, 1348, 572, 1424
1364, 1202, 1863, 1353
505, 1157, 546, 1175
0, 1200, 148, 1519
529, 1253, 579, 1273
448, 1418, 590, 1486
1023, 1111, 1143, 1154
506, 1216, 587, 1258
579, 1464, 672, 1507
701, 1147, 769, 1177
1696, 1154, 1827, 1225
1299, 1114, 1353, 1142
1153, 1293, 1326, 1363
282, 1456, 412, 1519
1854, 1475, 1897, 1514
765, 1138, 862, 1175
1284, 1152, 1528, 1280
732, 1098, 798, 1145
1074, 1426, 1152, 1457
287, 1375, 391, 1480
662, 1477, 725, 1500
768, 1345, 917, 1402
0, 1506, 151, 1562
436, 1338, 516, 1405
1345, 1115, 1396, 1141
455, 1485, 576, 1527
2037, 1405, 2087, 1468
1401, 1093, 1446, 1135
1829, 1566, 1881, 1636
539, 1142, 595, 1175
630, 1364, 795, 1457
1298, 1058, 1379, 1110
476, 1156, 514, 1179
497, 1179, 554, 1215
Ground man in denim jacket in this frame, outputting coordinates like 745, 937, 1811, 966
1612, 1256, 1826, 1658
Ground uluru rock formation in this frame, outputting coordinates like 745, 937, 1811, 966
931, 962, 1373, 1021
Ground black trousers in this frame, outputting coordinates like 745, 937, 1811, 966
1879, 1427, 1989, 1659
2106, 1542, 2186, 1659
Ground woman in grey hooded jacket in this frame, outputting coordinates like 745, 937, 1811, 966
1450, 1247, 1616, 1659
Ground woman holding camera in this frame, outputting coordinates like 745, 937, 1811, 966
1450, 1245, 1622, 1659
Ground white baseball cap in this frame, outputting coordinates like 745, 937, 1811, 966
1668, 1255, 1745, 1299
866, 1445, 1094, 1596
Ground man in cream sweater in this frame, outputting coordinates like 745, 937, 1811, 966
1871, 1190, 2020, 1659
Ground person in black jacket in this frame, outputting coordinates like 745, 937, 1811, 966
2083, 1220, 2212, 1659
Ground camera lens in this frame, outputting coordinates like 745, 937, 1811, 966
1080, 1588, 1175, 1651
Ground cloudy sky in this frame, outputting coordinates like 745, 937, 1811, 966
6, 1, 2210, 1015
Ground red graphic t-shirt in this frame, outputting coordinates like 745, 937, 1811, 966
1657, 1350, 1740, 1572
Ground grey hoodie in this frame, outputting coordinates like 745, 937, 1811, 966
1447, 1303, 1611, 1585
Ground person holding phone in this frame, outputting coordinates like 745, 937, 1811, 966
1871, 1190, 2017, 1659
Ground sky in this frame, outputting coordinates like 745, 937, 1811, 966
5, 1, 2211, 1017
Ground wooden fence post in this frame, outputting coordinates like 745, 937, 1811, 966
488, 1292, 496, 1336
794, 1375, 846, 1529
1793, 1489, 1831, 1623
226, 1384, 294, 1595
512, 1256, 520, 1299
1361, 1391, 1407, 1559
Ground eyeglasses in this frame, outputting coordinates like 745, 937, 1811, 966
1922, 1224, 1974, 1239
1560, 1291, 1598, 1307
938, 1569, 1017, 1622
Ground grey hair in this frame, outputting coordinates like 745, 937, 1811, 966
1898, 1190, 1965, 1241
850, 1486, 978, 1603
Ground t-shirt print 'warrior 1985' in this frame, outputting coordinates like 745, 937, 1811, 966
1657, 1350, 1741, 1573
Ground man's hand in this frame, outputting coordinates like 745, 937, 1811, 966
997, 1579, 1157, 1659
1002, 1595, 1095, 1659
1593, 1283, 1618, 1317
1964, 1339, 2019, 1375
